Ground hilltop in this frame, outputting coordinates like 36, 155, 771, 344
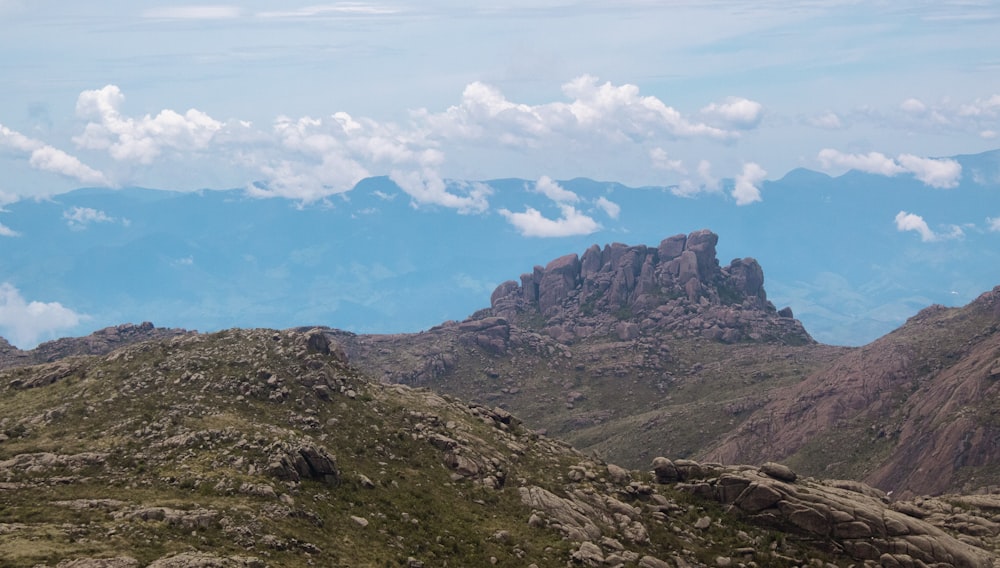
1, 327, 998, 567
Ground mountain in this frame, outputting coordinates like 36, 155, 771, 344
336, 231, 1000, 501
337, 230, 851, 473
2, 328, 998, 567
3, 149, 1000, 349
705, 285, 1000, 498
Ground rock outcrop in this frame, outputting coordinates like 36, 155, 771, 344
490, 230, 811, 345
653, 458, 996, 568
0, 322, 189, 370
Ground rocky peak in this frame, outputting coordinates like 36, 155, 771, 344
490, 230, 810, 345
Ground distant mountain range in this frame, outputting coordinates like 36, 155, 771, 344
2, 149, 999, 348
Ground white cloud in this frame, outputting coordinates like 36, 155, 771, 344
700, 96, 764, 129
895, 211, 937, 242
63, 206, 116, 230
532, 176, 579, 203
74, 85, 223, 164
808, 111, 843, 129
896, 154, 962, 188
981, 130, 997, 139
672, 159, 720, 197
0, 123, 107, 185
818, 148, 905, 176
650, 147, 685, 173
0, 223, 18, 237
0, 283, 84, 349
900, 98, 927, 113
499, 203, 600, 237
143, 5, 242, 20
817, 149, 961, 188
732, 162, 766, 206
595, 196, 621, 220
987, 217, 1000, 232
420, 75, 738, 147
389, 169, 491, 214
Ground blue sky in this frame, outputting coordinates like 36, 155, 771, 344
2, 1, 1000, 347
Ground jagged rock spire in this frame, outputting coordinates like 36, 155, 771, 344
490, 230, 810, 345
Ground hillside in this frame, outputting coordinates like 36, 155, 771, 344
705, 286, 1000, 497
339, 231, 849, 470
338, 231, 1000, 498
2, 327, 998, 567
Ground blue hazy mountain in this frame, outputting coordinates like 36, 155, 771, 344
2, 150, 999, 348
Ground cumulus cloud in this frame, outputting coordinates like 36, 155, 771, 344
0, 124, 107, 184
63, 206, 117, 230
532, 176, 579, 203
499, 203, 601, 237
420, 75, 738, 147
893, 211, 964, 242
74, 85, 223, 164
896, 154, 962, 188
732, 162, 766, 206
855, 93, 1000, 137
595, 196, 621, 219
0, 223, 18, 237
389, 170, 491, 214
987, 217, 1000, 232
817, 149, 961, 188
894, 211, 938, 242
650, 147, 685, 173
0, 283, 84, 348
700, 97, 764, 129
900, 98, 927, 113
818, 149, 904, 176
672, 160, 720, 198
807, 111, 843, 129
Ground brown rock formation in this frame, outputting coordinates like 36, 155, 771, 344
490, 230, 810, 345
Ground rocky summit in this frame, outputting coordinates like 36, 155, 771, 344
490, 230, 812, 346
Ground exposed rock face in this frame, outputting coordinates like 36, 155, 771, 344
654, 458, 995, 568
490, 230, 810, 345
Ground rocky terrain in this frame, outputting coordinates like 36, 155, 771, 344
2, 230, 999, 566
336, 231, 849, 473
0, 322, 188, 369
1, 327, 998, 567
705, 286, 1000, 498
335, 231, 1000, 499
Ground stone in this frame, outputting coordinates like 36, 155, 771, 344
761, 462, 797, 482
606, 463, 630, 485
571, 541, 604, 566
638, 556, 672, 568
651, 457, 679, 484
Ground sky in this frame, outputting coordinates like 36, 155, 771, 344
2, 1, 1000, 346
